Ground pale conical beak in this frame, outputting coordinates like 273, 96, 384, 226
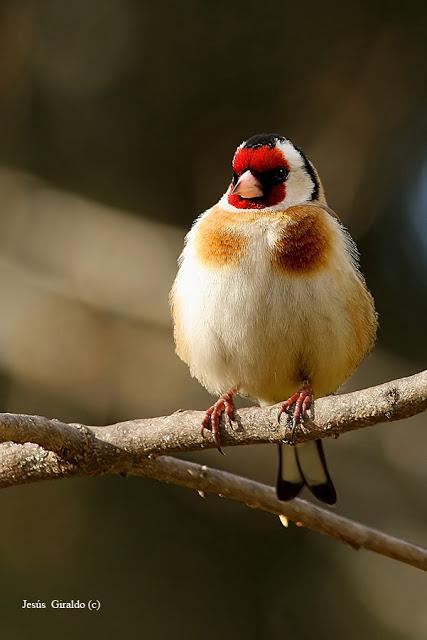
231, 170, 263, 198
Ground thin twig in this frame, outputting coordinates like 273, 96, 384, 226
135, 456, 427, 572
0, 443, 425, 571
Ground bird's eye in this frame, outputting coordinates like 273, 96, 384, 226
272, 167, 289, 183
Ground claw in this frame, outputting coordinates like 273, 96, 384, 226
201, 387, 237, 453
277, 390, 300, 422
278, 384, 313, 444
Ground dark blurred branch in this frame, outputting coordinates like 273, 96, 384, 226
136, 456, 427, 572
1, 444, 426, 572
0, 371, 426, 570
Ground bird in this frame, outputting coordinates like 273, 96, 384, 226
170, 133, 377, 505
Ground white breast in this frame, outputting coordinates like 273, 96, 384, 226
172, 210, 368, 403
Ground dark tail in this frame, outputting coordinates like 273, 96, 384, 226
276, 440, 336, 505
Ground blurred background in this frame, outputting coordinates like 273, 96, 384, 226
0, 1, 426, 638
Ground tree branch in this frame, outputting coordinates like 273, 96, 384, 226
0, 371, 426, 571
136, 456, 427, 572
1, 371, 426, 458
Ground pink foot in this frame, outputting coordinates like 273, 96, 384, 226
278, 384, 313, 443
201, 388, 237, 454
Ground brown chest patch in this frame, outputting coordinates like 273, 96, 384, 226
271, 205, 333, 274
195, 206, 249, 267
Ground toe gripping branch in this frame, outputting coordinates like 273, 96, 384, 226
277, 384, 313, 443
201, 388, 237, 454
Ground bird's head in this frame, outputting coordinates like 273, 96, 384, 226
224, 133, 323, 211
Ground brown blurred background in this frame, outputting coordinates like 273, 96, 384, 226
0, 1, 426, 638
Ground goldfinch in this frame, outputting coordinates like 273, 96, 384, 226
171, 133, 377, 505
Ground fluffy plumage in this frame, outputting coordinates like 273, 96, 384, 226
170, 134, 377, 504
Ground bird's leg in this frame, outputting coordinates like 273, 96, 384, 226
278, 383, 313, 444
201, 387, 238, 454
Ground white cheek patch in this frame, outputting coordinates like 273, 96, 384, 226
277, 139, 316, 208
